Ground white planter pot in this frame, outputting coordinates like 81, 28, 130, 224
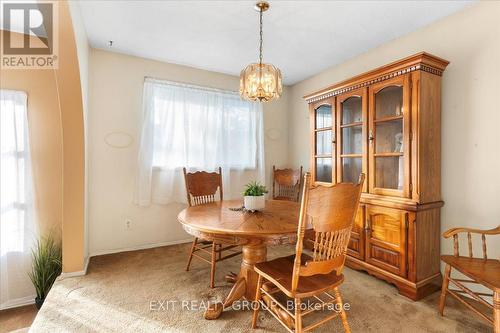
244, 195, 265, 212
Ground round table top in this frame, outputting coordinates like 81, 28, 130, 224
178, 200, 300, 238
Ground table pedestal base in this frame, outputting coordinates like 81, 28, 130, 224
204, 244, 267, 320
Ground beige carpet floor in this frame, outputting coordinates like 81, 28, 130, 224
29, 243, 490, 332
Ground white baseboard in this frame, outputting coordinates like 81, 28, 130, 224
0, 295, 35, 310
60, 255, 90, 279
89, 238, 193, 257
59, 239, 192, 279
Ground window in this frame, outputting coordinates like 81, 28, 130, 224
0, 89, 36, 308
136, 78, 265, 206
149, 80, 260, 169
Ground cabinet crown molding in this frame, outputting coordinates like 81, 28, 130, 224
303, 52, 449, 104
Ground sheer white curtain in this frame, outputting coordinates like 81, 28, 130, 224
136, 78, 265, 206
0, 90, 36, 309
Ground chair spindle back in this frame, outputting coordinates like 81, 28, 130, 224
272, 166, 303, 202
447, 226, 500, 260
291, 173, 365, 291
183, 167, 223, 207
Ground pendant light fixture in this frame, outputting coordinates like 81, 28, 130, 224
239, 1, 282, 102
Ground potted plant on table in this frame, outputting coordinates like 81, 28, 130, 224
28, 233, 62, 309
243, 181, 268, 212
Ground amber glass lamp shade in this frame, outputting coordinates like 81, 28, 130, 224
239, 63, 283, 102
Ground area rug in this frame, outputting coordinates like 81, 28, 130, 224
30, 244, 489, 332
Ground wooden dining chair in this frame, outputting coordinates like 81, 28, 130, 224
183, 167, 241, 288
438, 225, 500, 332
272, 166, 303, 202
252, 172, 365, 333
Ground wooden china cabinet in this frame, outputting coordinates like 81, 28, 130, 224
304, 53, 449, 300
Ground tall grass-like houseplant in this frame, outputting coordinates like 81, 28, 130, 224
28, 234, 62, 309
243, 181, 268, 212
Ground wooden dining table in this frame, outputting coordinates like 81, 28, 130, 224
178, 199, 300, 320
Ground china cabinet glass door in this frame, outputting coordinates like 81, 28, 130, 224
336, 88, 367, 191
311, 99, 335, 183
368, 75, 410, 197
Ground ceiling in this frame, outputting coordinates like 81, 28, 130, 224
79, 0, 473, 85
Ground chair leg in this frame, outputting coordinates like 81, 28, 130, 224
185, 238, 198, 271
218, 243, 222, 260
294, 297, 302, 333
252, 275, 263, 329
210, 242, 216, 288
439, 264, 451, 316
334, 288, 350, 333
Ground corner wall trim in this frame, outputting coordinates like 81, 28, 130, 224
89, 238, 193, 257
60, 255, 90, 279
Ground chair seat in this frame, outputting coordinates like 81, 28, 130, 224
254, 254, 344, 298
441, 255, 500, 291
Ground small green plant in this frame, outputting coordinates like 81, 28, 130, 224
28, 233, 62, 308
243, 181, 268, 196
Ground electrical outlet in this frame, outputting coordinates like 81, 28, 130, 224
125, 218, 132, 230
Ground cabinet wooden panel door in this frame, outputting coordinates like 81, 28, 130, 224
365, 205, 407, 277
309, 98, 336, 184
368, 74, 411, 198
347, 204, 365, 260
336, 87, 368, 192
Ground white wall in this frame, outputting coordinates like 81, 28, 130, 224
88, 49, 289, 255
87, 2, 498, 261
287, 1, 500, 258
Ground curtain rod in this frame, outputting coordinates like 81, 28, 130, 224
144, 77, 239, 96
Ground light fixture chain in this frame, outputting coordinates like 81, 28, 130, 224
259, 8, 263, 66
